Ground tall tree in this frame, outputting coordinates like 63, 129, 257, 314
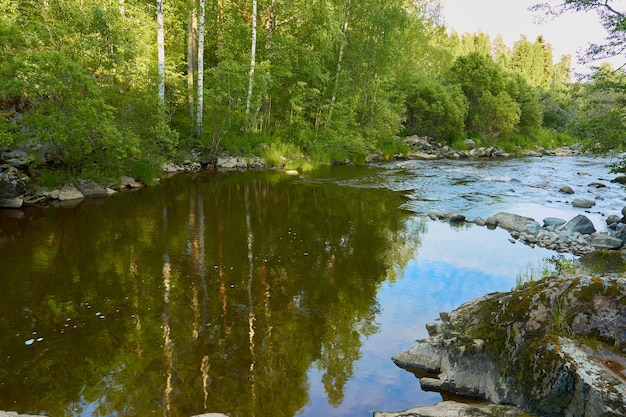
157, 0, 165, 109
196, 0, 205, 137
325, 0, 352, 129
245, 0, 258, 116
187, 2, 198, 121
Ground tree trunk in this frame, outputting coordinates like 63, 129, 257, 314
157, 0, 165, 109
245, 0, 258, 116
187, 4, 198, 122
255, 0, 277, 131
196, 0, 205, 137
326, 0, 352, 128
217, 0, 224, 53
120, 0, 125, 17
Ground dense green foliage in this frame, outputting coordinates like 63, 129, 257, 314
1, 0, 625, 177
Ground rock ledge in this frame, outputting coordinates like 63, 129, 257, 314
388, 274, 626, 417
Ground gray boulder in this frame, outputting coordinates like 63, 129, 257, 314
562, 214, 596, 235
606, 215, 622, 226
1, 150, 34, 169
591, 234, 624, 250
484, 212, 539, 234
543, 217, 566, 227
559, 185, 575, 194
58, 183, 85, 201
120, 176, 144, 189
76, 179, 109, 198
572, 198, 596, 208
447, 212, 466, 223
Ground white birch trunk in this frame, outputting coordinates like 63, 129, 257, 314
255, 0, 277, 129
120, 0, 125, 17
157, 0, 165, 109
245, 0, 258, 115
196, 0, 205, 137
326, 0, 351, 128
187, 5, 198, 121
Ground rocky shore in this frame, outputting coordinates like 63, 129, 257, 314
0, 146, 266, 209
428, 210, 626, 256
0, 135, 583, 210
384, 272, 626, 417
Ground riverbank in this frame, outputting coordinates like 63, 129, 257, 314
0, 135, 589, 210
384, 268, 626, 417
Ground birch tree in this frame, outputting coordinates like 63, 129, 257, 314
187, 2, 198, 121
245, 0, 258, 116
157, 0, 165, 109
196, 0, 205, 137
325, 0, 352, 129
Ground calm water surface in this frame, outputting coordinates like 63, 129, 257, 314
0, 156, 623, 417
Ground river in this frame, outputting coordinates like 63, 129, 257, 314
0, 156, 622, 417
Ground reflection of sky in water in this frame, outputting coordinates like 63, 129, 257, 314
300, 219, 565, 417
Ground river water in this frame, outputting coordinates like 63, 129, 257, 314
0, 156, 623, 417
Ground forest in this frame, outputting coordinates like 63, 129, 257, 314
1, 0, 626, 182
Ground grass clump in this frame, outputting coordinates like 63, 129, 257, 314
126, 157, 164, 186
514, 256, 575, 290
375, 137, 408, 160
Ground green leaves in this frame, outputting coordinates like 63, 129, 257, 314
403, 74, 467, 144
444, 52, 543, 142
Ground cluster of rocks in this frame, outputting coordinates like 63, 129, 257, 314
401, 135, 582, 160
0, 163, 145, 209
0, 143, 273, 209
386, 274, 626, 417
428, 210, 626, 256
163, 154, 265, 173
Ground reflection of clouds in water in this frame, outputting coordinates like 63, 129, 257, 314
417, 221, 553, 278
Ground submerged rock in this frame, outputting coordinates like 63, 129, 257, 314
390, 275, 626, 417
572, 198, 596, 208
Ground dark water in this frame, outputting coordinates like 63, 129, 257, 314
0, 157, 623, 417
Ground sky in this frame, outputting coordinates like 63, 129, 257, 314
440, 0, 617, 74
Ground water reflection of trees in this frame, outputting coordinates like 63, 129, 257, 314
0, 169, 424, 417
